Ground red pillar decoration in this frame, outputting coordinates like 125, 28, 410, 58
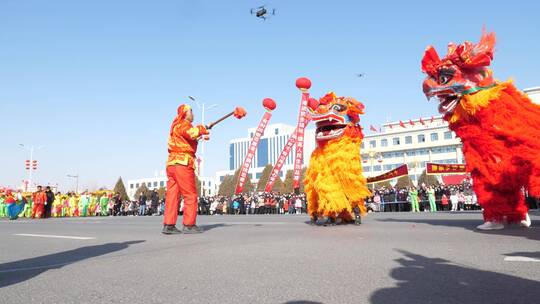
235, 98, 277, 194
265, 77, 311, 192
292, 77, 311, 191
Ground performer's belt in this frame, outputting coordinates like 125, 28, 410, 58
168, 153, 196, 169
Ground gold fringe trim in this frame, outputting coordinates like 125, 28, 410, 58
449, 80, 512, 123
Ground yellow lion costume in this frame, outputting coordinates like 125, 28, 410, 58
304, 92, 371, 225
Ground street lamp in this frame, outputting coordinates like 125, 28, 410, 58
410, 158, 421, 187
67, 174, 79, 194
362, 150, 383, 187
187, 95, 218, 178
19, 144, 43, 191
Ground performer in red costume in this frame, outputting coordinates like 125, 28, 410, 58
31, 185, 46, 219
421, 31, 540, 230
162, 104, 209, 234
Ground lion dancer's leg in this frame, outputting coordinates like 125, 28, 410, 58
474, 174, 529, 229
472, 174, 503, 230
306, 194, 319, 225
354, 200, 366, 225
525, 161, 540, 227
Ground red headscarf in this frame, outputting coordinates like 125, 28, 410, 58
170, 104, 191, 135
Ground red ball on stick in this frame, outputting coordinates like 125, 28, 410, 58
262, 98, 277, 111
295, 77, 312, 90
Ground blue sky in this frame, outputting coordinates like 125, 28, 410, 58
1, 0, 539, 191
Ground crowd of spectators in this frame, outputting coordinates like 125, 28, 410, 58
196, 193, 307, 215
3, 182, 538, 219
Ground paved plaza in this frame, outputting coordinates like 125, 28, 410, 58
1, 211, 539, 304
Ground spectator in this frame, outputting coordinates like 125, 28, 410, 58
44, 186, 55, 218
150, 189, 159, 215
138, 193, 147, 216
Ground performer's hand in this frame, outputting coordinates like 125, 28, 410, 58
203, 135, 210, 141
197, 125, 209, 135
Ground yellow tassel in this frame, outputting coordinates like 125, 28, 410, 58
449, 80, 511, 123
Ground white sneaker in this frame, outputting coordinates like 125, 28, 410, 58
476, 221, 504, 230
520, 213, 531, 228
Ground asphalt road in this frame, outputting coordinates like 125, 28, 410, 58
1, 211, 539, 304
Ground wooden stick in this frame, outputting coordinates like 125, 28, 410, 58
206, 111, 234, 130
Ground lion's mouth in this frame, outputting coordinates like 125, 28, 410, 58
315, 122, 346, 141
437, 95, 460, 114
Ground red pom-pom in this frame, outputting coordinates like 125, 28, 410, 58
262, 98, 276, 111
307, 97, 319, 111
295, 77, 312, 90
233, 107, 247, 119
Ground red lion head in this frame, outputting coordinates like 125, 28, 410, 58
422, 31, 496, 115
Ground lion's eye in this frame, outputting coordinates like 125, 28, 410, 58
438, 68, 455, 85
439, 75, 450, 84
331, 104, 347, 112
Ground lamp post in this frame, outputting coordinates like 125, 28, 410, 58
362, 150, 383, 188
187, 95, 218, 179
411, 158, 420, 187
19, 144, 43, 191
67, 174, 79, 194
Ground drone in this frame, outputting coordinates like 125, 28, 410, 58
251, 5, 276, 20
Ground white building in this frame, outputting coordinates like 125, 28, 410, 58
215, 123, 315, 184
525, 87, 540, 104
126, 173, 217, 200
215, 118, 464, 186
362, 116, 463, 184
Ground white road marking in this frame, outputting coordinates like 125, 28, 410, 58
504, 256, 540, 262
13, 233, 95, 240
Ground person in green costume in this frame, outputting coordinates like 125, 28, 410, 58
79, 191, 90, 217
89, 194, 97, 216
409, 186, 419, 212
427, 186, 437, 212
0, 193, 6, 218
99, 194, 110, 216
22, 195, 33, 218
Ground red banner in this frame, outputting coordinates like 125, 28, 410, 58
235, 111, 272, 194
367, 164, 409, 183
264, 129, 297, 192
292, 92, 310, 189
426, 163, 466, 175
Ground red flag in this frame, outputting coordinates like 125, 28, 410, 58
430, 116, 434, 123
409, 119, 415, 126
399, 120, 406, 128
370, 125, 377, 132
419, 117, 425, 125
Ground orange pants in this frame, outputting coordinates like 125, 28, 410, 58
164, 165, 198, 226
31, 203, 44, 218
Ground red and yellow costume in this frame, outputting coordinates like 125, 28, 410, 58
422, 31, 540, 225
31, 190, 46, 218
304, 92, 371, 223
164, 104, 208, 227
